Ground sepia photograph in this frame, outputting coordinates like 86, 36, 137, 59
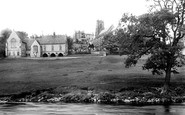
0, 0, 185, 114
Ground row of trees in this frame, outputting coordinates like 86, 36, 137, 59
102, 0, 185, 92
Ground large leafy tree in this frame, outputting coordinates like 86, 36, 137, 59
102, 32, 120, 54
16, 31, 28, 40
119, 0, 185, 92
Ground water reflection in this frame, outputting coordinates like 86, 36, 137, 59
0, 103, 185, 115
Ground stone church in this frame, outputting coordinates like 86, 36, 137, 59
5, 30, 68, 58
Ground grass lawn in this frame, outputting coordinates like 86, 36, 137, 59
0, 55, 185, 95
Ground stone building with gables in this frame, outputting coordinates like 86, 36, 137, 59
5, 30, 68, 58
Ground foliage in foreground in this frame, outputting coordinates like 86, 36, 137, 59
1, 86, 185, 105
118, 0, 185, 91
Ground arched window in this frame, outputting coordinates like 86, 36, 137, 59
11, 38, 16, 48
33, 45, 38, 53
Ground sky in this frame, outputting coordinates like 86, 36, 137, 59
0, 0, 149, 37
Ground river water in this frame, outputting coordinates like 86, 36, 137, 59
0, 102, 185, 115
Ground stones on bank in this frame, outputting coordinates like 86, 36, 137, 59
0, 86, 185, 105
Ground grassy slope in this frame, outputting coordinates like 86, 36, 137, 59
0, 55, 184, 95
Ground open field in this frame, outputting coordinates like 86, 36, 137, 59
0, 55, 185, 96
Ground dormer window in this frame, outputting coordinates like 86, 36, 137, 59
11, 38, 16, 48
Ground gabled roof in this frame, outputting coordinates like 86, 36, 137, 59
8, 30, 20, 39
98, 25, 114, 37
7, 30, 29, 44
8, 30, 67, 50
35, 35, 67, 45
92, 25, 115, 46
24, 37, 35, 50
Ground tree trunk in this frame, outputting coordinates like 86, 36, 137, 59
162, 64, 172, 93
164, 70, 171, 89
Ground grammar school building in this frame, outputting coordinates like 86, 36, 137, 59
5, 31, 68, 58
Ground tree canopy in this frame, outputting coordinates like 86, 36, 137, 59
0, 29, 11, 57
119, 0, 185, 92
102, 32, 120, 54
66, 36, 73, 54
16, 31, 28, 40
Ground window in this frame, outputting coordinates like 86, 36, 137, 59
42, 46, 44, 51
52, 45, 54, 51
17, 52, 19, 56
11, 38, 16, 48
43, 45, 46, 51
59, 45, 62, 50
33, 45, 38, 52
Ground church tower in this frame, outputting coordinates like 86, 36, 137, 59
95, 20, 104, 38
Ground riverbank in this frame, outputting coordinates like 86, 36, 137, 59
1, 102, 185, 115
1, 85, 185, 105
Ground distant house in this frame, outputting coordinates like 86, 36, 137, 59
74, 31, 94, 43
5, 30, 68, 58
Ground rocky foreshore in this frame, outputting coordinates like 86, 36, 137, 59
0, 86, 185, 105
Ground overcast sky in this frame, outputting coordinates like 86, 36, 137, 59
0, 0, 148, 36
